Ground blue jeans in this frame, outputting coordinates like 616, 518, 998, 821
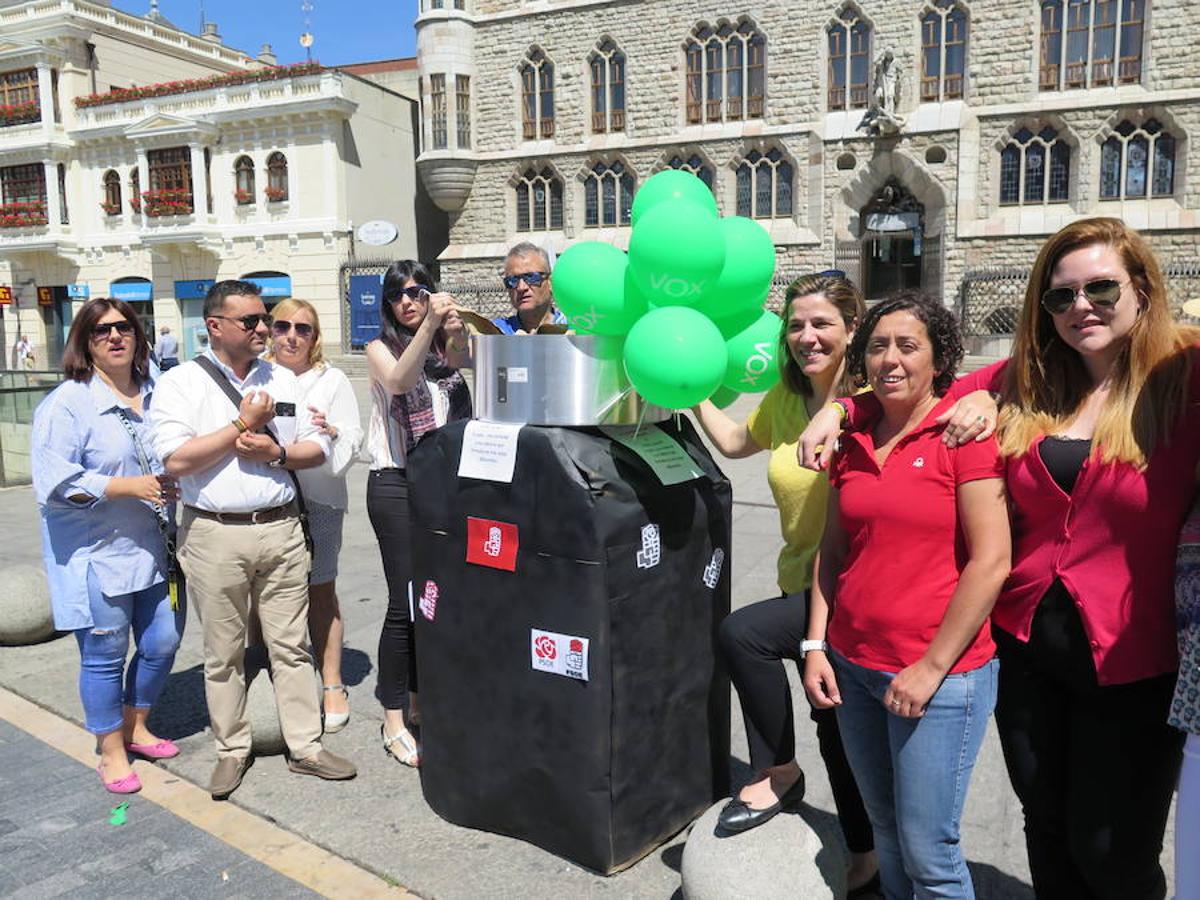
832, 650, 998, 900
74, 569, 184, 735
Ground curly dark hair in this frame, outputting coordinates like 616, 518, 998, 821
845, 289, 964, 396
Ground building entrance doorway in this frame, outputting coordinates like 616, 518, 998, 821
861, 178, 925, 301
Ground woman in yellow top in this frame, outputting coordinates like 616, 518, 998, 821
693, 272, 877, 894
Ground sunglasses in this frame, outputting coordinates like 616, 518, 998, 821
395, 286, 431, 302
90, 320, 135, 340
1040, 279, 1127, 315
211, 313, 273, 331
502, 271, 549, 290
271, 319, 314, 338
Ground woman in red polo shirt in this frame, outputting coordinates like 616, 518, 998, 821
803, 290, 1011, 900
800, 218, 1197, 899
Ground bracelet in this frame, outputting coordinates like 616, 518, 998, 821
232, 417, 249, 433
831, 399, 849, 422
800, 639, 829, 658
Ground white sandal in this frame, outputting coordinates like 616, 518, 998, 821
322, 684, 350, 734
381, 723, 420, 767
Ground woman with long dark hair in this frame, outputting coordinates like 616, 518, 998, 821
32, 298, 183, 793
365, 260, 471, 767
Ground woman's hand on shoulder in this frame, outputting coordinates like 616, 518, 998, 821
797, 404, 844, 471
802, 651, 841, 708
934, 389, 999, 447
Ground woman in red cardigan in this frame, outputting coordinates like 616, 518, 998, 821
800, 218, 1197, 899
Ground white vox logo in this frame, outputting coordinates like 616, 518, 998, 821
636, 523, 661, 569
703, 548, 725, 589
570, 305, 606, 332
741, 342, 775, 389
484, 526, 503, 557
649, 271, 707, 300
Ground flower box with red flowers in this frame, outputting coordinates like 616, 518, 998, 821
75, 62, 323, 109
234, 188, 254, 205
0, 101, 40, 127
129, 196, 142, 214
141, 189, 193, 217
0, 201, 48, 228
100, 200, 122, 216
264, 186, 288, 202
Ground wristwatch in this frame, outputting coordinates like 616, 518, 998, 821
268, 445, 288, 468
800, 639, 829, 658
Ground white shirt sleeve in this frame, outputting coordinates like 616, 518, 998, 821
147, 367, 197, 461
323, 369, 364, 478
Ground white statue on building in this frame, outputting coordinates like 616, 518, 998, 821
858, 50, 905, 136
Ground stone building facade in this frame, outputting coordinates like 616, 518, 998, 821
415, 0, 1200, 337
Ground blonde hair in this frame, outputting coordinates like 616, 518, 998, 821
998, 217, 1197, 467
266, 298, 326, 369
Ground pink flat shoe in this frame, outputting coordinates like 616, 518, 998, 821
97, 765, 142, 794
125, 739, 179, 760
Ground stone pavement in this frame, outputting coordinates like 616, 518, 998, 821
0, 388, 1177, 898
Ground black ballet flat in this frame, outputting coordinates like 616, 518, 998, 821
716, 772, 806, 834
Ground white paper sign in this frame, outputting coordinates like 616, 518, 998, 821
602, 426, 705, 486
531, 628, 590, 682
458, 420, 522, 482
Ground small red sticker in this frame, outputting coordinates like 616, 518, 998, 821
534, 634, 557, 660
466, 517, 519, 571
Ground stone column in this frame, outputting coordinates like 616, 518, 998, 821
36, 61, 55, 130
136, 147, 150, 212
42, 160, 62, 228
190, 143, 209, 217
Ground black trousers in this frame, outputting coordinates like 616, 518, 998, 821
717, 592, 874, 853
368, 468, 418, 713
993, 582, 1183, 900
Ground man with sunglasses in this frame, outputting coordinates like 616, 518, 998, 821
149, 279, 356, 799
492, 241, 568, 334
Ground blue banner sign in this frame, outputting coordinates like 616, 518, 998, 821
174, 279, 215, 300
67, 283, 90, 299
244, 275, 292, 298
109, 280, 153, 302
349, 274, 384, 347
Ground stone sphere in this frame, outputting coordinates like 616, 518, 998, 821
681, 800, 849, 900
0, 565, 56, 645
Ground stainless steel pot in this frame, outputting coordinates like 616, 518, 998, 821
472, 333, 670, 426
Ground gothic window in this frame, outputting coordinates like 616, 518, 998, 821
684, 19, 766, 124
999, 126, 1071, 205
429, 73, 447, 149
266, 152, 288, 200
735, 148, 793, 219
234, 156, 255, 205
590, 39, 625, 133
1099, 119, 1177, 199
1040, 0, 1143, 91
583, 160, 635, 228
520, 48, 555, 140
455, 75, 471, 148
921, 1, 968, 102
828, 6, 871, 110
102, 170, 121, 215
667, 153, 715, 191
515, 166, 563, 231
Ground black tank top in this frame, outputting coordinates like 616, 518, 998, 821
1038, 436, 1091, 494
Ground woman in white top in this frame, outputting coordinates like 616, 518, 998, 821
366, 260, 471, 767
267, 298, 363, 733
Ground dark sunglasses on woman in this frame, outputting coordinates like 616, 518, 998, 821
1041, 279, 1126, 315
271, 320, 314, 338
502, 271, 549, 290
397, 285, 431, 301
90, 321, 135, 339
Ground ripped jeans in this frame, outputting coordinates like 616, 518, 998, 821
74, 569, 184, 735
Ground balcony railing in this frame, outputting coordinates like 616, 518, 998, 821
141, 189, 193, 217
0, 201, 47, 228
0, 101, 40, 128
75, 62, 322, 109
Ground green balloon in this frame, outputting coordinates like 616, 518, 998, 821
623, 306, 728, 409
722, 309, 783, 393
629, 201, 726, 308
709, 385, 743, 409
696, 217, 777, 324
552, 241, 646, 336
631, 169, 718, 226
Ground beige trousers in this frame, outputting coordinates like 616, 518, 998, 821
178, 509, 321, 760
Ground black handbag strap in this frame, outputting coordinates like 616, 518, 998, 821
194, 355, 313, 554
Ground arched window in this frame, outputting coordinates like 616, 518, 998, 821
828, 5, 872, 110
590, 39, 626, 134
583, 160, 635, 228
102, 169, 121, 216
234, 156, 255, 205
266, 152, 288, 201
921, 1, 968, 102
514, 166, 563, 232
520, 48, 555, 140
684, 18, 766, 124
999, 126, 1071, 205
735, 148, 793, 219
1099, 119, 1176, 199
667, 153, 715, 191
1040, 0, 1144, 91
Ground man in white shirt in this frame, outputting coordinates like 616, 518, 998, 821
150, 280, 355, 799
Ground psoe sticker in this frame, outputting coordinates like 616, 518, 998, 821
419, 580, 438, 622
636, 523, 661, 569
530, 628, 589, 682
703, 548, 725, 589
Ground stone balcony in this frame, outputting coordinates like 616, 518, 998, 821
417, 150, 478, 213
0, 220, 72, 253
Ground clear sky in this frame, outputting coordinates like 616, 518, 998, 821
114, 1, 419, 66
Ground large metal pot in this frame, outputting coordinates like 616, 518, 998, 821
472, 333, 670, 426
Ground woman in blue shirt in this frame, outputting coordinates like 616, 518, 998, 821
33, 298, 183, 794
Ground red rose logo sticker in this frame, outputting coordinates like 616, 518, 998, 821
534, 634, 557, 660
